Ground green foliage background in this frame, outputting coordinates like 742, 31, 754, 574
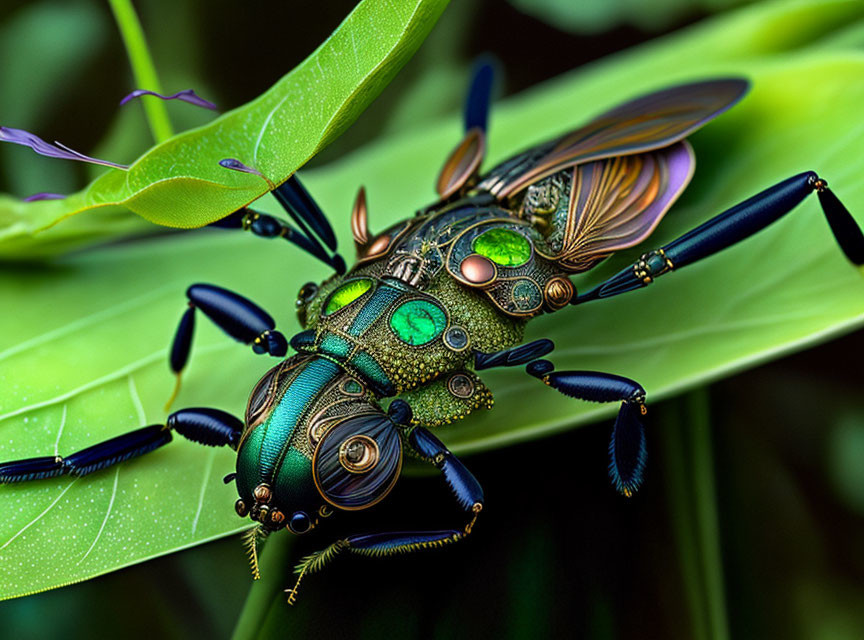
0, 0, 863, 638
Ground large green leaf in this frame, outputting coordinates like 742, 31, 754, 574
0, 0, 448, 237
2, 0, 864, 600
506, 0, 755, 34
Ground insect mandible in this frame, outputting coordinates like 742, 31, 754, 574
2, 64, 863, 604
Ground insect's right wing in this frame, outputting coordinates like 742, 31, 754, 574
533, 141, 695, 272
473, 79, 748, 274
477, 78, 748, 200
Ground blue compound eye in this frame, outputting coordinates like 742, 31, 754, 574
289, 511, 312, 534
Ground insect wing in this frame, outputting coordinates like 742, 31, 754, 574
312, 412, 402, 511
477, 78, 748, 199
539, 141, 695, 272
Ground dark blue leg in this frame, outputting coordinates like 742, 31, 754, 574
435, 60, 497, 201
273, 176, 339, 254
285, 401, 483, 605
0, 408, 242, 484
575, 172, 864, 302
474, 338, 555, 370
167, 283, 287, 408
210, 207, 345, 274
464, 59, 495, 134
407, 424, 484, 510
220, 174, 346, 272
527, 360, 648, 497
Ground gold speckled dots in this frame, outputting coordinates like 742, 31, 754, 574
397, 371, 494, 427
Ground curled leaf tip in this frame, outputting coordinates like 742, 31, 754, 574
120, 89, 218, 111
23, 192, 65, 202
0, 126, 128, 170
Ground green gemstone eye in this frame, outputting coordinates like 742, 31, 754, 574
389, 300, 447, 346
324, 279, 373, 315
472, 228, 532, 267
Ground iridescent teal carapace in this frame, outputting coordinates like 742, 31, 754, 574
324, 278, 373, 315
389, 299, 447, 346
235, 357, 339, 499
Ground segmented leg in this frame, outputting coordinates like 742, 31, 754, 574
464, 59, 494, 133
210, 175, 346, 274
474, 338, 554, 370
575, 172, 864, 303
285, 402, 483, 605
527, 360, 648, 497
436, 60, 496, 200
0, 408, 242, 484
167, 284, 287, 409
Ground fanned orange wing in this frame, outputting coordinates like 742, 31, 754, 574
536, 141, 694, 272
477, 78, 748, 199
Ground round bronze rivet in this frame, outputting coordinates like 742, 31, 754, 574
460, 254, 496, 285
448, 373, 475, 399
544, 276, 575, 310
338, 435, 379, 473
253, 483, 272, 503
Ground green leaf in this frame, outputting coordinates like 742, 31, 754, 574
0, 0, 448, 235
2, 0, 864, 599
506, 0, 754, 34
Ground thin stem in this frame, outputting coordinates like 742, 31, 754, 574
660, 389, 730, 640
689, 390, 730, 640
231, 531, 294, 640
661, 401, 709, 640
108, 0, 173, 144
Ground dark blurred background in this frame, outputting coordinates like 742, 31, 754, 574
1, 1, 862, 638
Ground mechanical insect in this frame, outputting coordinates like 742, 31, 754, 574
2, 64, 862, 603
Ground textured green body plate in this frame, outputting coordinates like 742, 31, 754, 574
319, 333, 352, 358
398, 372, 494, 427
348, 351, 392, 391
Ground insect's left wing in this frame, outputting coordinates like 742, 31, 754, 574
477, 78, 748, 199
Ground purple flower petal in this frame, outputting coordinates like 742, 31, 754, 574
120, 89, 218, 111
219, 158, 275, 189
0, 126, 128, 170
23, 192, 65, 202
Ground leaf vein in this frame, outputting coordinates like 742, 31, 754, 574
0, 480, 77, 552
0, 343, 231, 424
53, 405, 68, 458
76, 468, 119, 565
190, 449, 217, 536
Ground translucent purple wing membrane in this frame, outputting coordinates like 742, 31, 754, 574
550, 141, 695, 272
23, 192, 65, 202
120, 89, 218, 111
0, 126, 128, 170
219, 158, 265, 178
